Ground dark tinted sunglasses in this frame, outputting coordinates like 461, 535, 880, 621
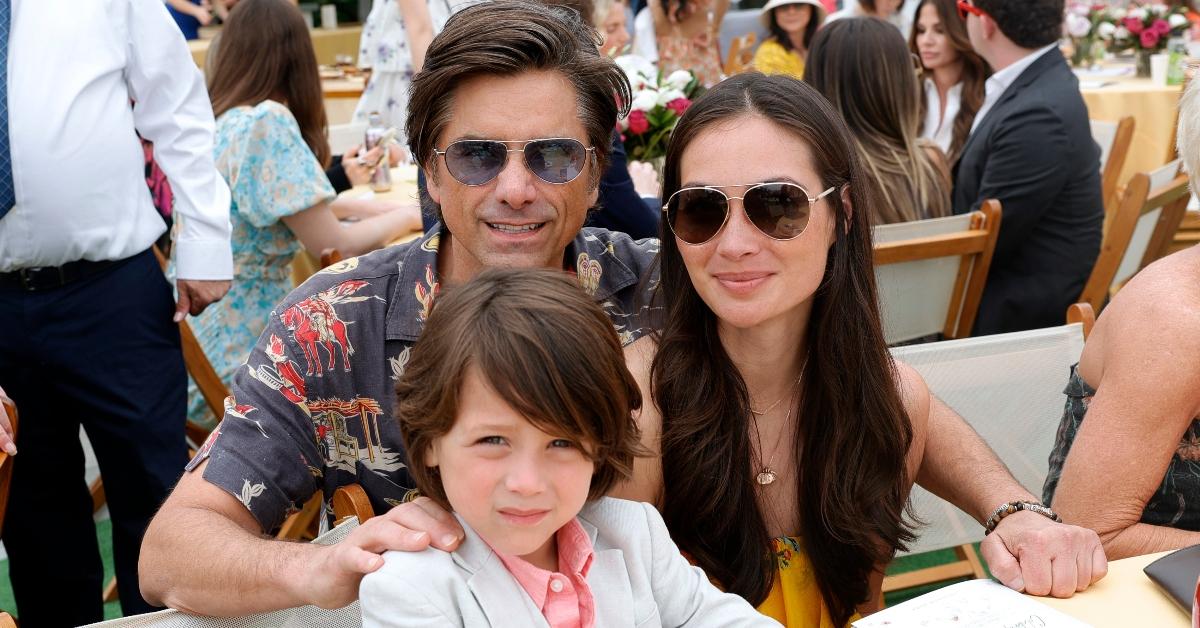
663, 182, 836, 245
432, 138, 596, 186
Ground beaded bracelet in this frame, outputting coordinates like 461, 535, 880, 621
983, 500, 1062, 535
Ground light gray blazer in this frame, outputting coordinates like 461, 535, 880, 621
360, 497, 781, 627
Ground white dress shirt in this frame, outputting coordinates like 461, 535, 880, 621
922, 78, 963, 155
969, 43, 1059, 136
0, 0, 232, 279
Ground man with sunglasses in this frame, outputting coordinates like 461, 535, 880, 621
952, 0, 1104, 335
139, 0, 659, 614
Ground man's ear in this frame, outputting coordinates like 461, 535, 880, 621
981, 14, 997, 40
839, 184, 854, 235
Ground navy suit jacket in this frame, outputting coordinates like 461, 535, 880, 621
952, 48, 1104, 335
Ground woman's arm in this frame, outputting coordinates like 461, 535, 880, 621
282, 201, 420, 258
1050, 276, 1200, 559
397, 0, 434, 72
609, 336, 665, 505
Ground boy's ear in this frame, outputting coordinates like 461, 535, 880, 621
425, 443, 439, 468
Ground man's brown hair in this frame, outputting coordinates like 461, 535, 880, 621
406, 0, 631, 217
396, 268, 645, 509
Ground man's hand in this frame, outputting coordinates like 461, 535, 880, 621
295, 497, 464, 609
981, 510, 1107, 598
628, 160, 661, 199
192, 0, 214, 25
0, 385, 15, 456
174, 279, 231, 322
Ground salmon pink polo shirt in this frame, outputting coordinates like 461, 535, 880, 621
492, 518, 597, 628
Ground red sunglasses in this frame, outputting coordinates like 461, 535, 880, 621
956, 0, 986, 19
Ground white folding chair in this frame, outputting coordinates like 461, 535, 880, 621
872, 201, 1001, 345
1090, 117, 1135, 219
717, 9, 768, 63
1078, 159, 1190, 312
882, 312, 1090, 592
79, 518, 363, 628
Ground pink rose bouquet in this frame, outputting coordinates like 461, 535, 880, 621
614, 55, 702, 162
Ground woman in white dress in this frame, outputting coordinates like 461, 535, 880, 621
352, 0, 435, 135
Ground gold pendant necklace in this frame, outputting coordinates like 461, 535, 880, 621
750, 358, 808, 486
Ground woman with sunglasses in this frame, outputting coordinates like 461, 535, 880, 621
909, 0, 990, 164
611, 71, 923, 627
193, 0, 421, 429
804, 17, 951, 224
752, 0, 825, 79
613, 71, 1105, 627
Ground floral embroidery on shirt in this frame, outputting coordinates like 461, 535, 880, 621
576, 253, 603, 295
414, 264, 440, 322
240, 480, 267, 508
224, 398, 267, 438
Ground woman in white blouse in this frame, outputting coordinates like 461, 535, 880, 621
908, 0, 989, 163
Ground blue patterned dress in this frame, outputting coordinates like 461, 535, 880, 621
184, 100, 335, 429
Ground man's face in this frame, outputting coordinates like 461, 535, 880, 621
427, 70, 599, 284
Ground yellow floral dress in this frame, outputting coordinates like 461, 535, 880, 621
757, 537, 856, 627
752, 39, 805, 80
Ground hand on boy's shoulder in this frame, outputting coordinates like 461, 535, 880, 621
303, 497, 465, 610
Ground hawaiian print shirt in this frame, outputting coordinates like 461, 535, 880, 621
188, 226, 660, 533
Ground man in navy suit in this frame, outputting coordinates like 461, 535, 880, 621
953, 0, 1103, 335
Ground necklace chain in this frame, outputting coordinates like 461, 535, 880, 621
749, 371, 804, 416
750, 358, 808, 486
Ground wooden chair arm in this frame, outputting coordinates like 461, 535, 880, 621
332, 484, 375, 525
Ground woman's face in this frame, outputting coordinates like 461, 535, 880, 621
599, 1, 630, 56
774, 3, 813, 36
875, 0, 903, 18
915, 3, 961, 71
674, 115, 838, 332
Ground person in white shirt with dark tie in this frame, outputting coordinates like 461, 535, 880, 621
0, 0, 232, 624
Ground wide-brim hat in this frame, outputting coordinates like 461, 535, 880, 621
760, 0, 826, 30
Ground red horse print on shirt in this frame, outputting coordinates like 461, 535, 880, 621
279, 280, 379, 377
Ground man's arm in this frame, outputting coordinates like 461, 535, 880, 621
126, 0, 233, 294
916, 397, 1106, 597
969, 104, 1071, 262
140, 460, 465, 615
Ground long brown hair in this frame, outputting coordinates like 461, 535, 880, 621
652, 72, 916, 626
909, 0, 990, 163
396, 268, 645, 509
208, 0, 331, 167
805, 17, 951, 224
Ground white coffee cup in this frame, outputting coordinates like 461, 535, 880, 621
320, 4, 338, 29
1151, 52, 1171, 86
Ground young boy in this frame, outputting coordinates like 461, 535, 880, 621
360, 268, 779, 627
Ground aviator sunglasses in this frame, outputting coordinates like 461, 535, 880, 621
663, 182, 836, 245
432, 138, 596, 186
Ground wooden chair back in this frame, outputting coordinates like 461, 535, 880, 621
332, 484, 375, 526
1078, 159, 1190, 312
319, 248, 344, 269
872, 200, 1002, 344
883, 308, 1089, 593
0, 397, 18, 538
1089, 116, 1135, 220
723, 31, 757, 77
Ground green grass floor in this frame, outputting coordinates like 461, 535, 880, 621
0, 521, 980, 621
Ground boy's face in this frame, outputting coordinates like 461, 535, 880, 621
427, 367, 595, 571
